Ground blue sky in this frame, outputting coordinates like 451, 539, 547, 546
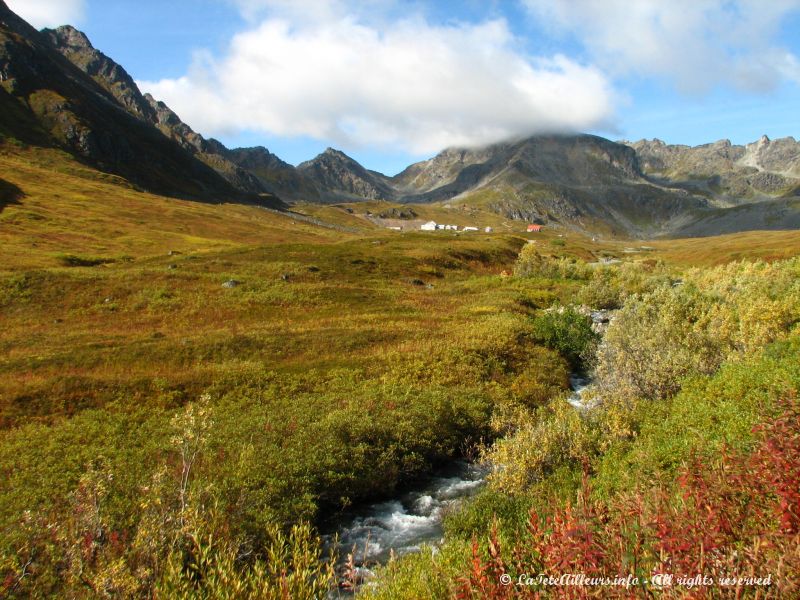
8, 0, 800, 175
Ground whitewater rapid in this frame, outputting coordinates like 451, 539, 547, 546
323, 461, 486, 569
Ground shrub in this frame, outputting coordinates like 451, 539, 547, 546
594, 258, 800, 404
594, 284, 723, 402
513, 245, 590, 280
156, 522, 334, 600
530, 307, 599, 371
0, 396, 336, 599
458, 393, 800, 599
577, 260, 672, 310
591, 338, 800, 499
56, 253, 117, 267
509, 347, 570, 409
484, 399, 597, 495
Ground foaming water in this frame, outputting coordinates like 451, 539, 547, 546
323, 461, 486, 569
567, 374, 595, 409
565, 307, 613, 409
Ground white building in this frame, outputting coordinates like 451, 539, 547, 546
485, 227, 493, 233
463, 226, 479, 232
421, 221, 437, 231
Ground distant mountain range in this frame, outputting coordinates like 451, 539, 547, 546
1, 0, 799, 237
628, 136, 800, 202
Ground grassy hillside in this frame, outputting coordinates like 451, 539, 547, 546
0, 144, 339, 270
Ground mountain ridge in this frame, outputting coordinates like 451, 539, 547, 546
2, 1, 800, 238
0, 2, 280, 203
625, 135, 800, 206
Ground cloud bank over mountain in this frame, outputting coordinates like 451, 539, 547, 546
140, 3, 617, 154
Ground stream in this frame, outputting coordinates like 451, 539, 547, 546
567, 374, 597, 410
324, 308, 610, 591
322, 382, 595, 591
322, 460, 487, 582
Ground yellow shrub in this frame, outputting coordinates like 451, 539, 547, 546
485, 398, 596, 495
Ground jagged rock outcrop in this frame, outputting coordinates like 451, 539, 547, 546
37, 23, 268, 196
41, 23, 323, 201
392, 145, 500, 194
142, 92, 209, 153
139, 94, 268, 194
743, 135, 800, 177
41, 26, 156, 122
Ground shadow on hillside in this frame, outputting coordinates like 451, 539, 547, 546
0, 178, 24, 212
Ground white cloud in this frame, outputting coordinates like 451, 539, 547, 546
521, 0, 800, 93
6, 0, 85, 29
140, 8, 617, 154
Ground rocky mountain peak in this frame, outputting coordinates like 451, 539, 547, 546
45, 25, 93, 51
0, 0, 16, 21
627, 135, 800, 202
303, 147, 360, 169
223, 146, 321, 202
143, 93, 184, 128
298, 147, 394, 201
320, 147, 356, 163
225, 146, 291, 169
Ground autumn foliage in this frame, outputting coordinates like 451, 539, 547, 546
459, 393, 800, 599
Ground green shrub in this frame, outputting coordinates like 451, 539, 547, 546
508, 347, 570, 409
577, 260, 672, 309
484, 398, 597, 495
592, 338, 800, 499
156, 522, 334, 600
594, 283, 723, 401
530, 307, 599, 371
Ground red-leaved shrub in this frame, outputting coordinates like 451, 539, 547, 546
458, 393, 800, 598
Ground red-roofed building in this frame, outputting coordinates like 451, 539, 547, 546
527, 224, 543, 232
